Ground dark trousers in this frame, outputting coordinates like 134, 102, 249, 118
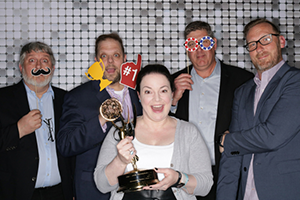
31, 183, 65, 200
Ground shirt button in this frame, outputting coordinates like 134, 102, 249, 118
170, 164, 173, 167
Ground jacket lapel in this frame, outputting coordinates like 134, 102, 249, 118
14, 81, 37, 145
245, 83, 256, 125
254, 63, 290, 121
14, 81, 31, 117
217, 62, 230, 120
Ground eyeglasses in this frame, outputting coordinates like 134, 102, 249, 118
183, 36, 215, 52
245, 34, 280, 52
43, 118, 54, 142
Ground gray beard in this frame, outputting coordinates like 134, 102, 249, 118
22, 70, 53, 87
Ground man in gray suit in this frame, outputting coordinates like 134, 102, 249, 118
217, 18, 300, 200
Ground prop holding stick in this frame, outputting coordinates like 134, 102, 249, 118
31, 67, 52, 110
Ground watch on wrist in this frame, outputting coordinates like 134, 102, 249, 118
172, 171, 185, 188
217, 133, 224, 147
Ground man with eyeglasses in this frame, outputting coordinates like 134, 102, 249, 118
0, 42, 73, 200
171, 21, 253, 200
217, 18, 300, 200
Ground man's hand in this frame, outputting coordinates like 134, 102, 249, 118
172, 73, 193, 106
219, 131, 229, 153
17, 109, 42, 138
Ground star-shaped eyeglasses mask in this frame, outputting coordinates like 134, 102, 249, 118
183, 36, 215, 52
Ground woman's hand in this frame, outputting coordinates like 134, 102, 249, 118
116, 136, 136, 165
143, 168, 178, 191
104, 136, 136, 186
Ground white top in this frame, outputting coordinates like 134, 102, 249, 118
126, 138, 174, 181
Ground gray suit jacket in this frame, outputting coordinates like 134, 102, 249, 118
217, 63, 300, 200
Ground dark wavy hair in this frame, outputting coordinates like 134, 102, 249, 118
136, 64, 175, 93
95, 33, 125, 59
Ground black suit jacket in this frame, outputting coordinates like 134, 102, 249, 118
57, 80, 142, 200
172, 61, 254, 199
0, 81, 73, 200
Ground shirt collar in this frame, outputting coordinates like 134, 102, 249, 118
191, 57, 220, 79
254, 60, 285, 86
23, 81, 54, 99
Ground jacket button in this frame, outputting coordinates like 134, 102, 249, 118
32, 177, 36, 182
35, 157, 39, 160
230, 151, 240, 155
244, 167, 247, 171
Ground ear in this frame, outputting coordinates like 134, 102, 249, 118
19, 64, 23, 73
137, 91, 140, 99
213, 38, 217, 50
94, 57, 98, 62
279, 35, 286, 48
123, 54, 127, 63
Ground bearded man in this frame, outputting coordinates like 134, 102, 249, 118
0, 42, 73, 200
217, 18, 300, 200
56, 33, 142, 200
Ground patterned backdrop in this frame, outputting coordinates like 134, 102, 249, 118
1, 0, 299, 90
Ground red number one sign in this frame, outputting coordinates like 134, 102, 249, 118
120, 54, 142, 89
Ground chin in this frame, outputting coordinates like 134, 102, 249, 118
23, 73, 52, 87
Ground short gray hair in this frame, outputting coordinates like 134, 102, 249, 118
19, 42, 55, 67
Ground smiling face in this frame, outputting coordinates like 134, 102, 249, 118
187, 29, 217, 77
95, 38, 126, 84
19, 50, 54, 89
246, 23, 285, 75
138, 73, 173, 122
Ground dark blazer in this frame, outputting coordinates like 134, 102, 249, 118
172, 61, 254, 199
0, 81, 73, 200
57, 80, 142, 200
217, 63, 300, 200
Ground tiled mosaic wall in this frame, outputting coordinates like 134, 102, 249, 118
1, 0, 299, 90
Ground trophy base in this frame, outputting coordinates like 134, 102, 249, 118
117, 169, 159, 193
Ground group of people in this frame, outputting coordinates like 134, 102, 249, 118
0, 17, 299, 200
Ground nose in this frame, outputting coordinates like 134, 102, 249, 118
196, 46, 204, 52
36, 59, 42, 69
255, 42, 264, 52
108, 55, 114, 63
154, 92, 161, 102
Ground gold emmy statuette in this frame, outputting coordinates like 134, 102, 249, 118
99, 98, 159, 193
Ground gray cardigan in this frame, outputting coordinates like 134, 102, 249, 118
94, 118, 213, 200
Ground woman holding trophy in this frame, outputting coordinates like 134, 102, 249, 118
94, 64, 213, 200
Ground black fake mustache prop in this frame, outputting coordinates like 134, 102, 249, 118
31, 67, 51, 76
